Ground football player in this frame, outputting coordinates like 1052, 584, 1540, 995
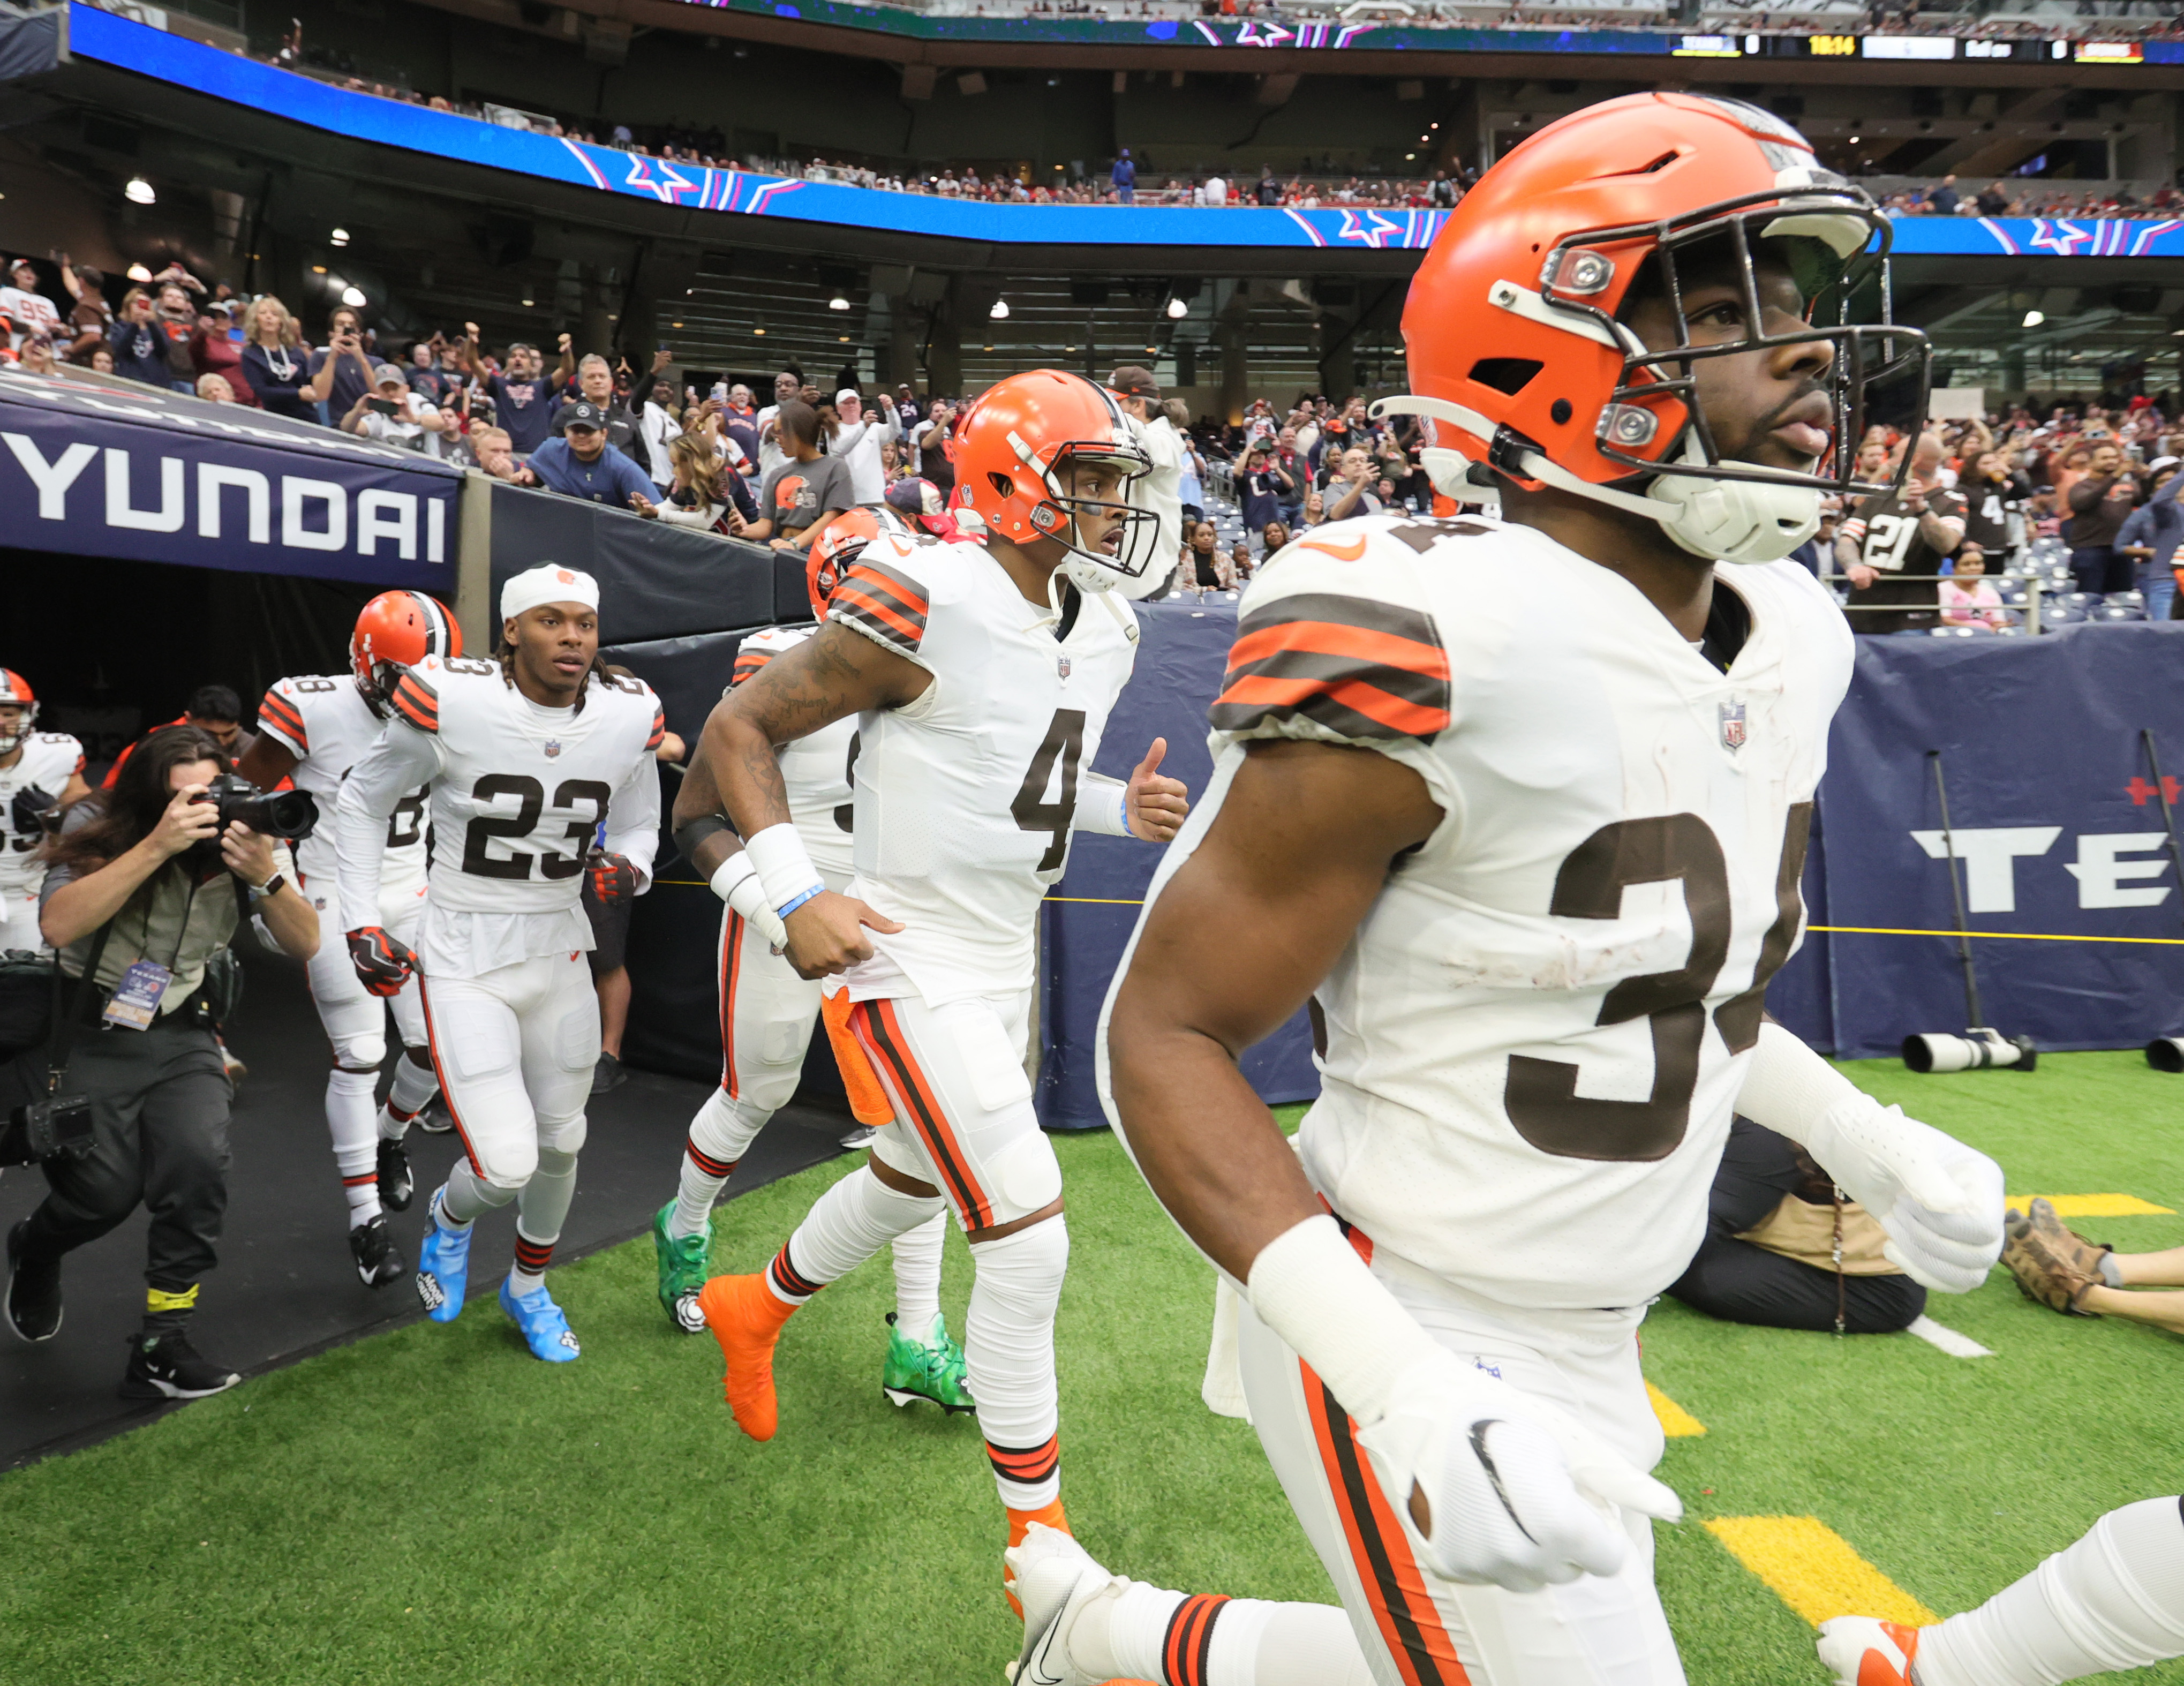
1050, 94, 2008, 1686
234, 593, 459, 1288
333, 564, 661, 1363
687, 370, 1189, 1563
0, 669, 89, 953
1819, 1496, 2184, 1684
657, 507, 967, 1417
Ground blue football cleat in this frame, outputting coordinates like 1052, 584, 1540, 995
415, 1192, 471, 1323
499, 1279, 581, 1363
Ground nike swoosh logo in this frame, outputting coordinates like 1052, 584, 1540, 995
1300, 535, 1369, 561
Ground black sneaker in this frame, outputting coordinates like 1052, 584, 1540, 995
591, 1051, 627, 1095
119, 1329, 240, 1400
5, 1221, 61, 1343
349, 1214, 404, 1288
376, 1138, 414, 1212
416, 1099, 454, 1135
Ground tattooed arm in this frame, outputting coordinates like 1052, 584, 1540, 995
696, 622, 931, 978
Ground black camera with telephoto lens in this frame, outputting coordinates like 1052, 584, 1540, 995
194, 773, 319, 842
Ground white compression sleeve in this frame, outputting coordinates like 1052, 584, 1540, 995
333, 722, 441, 935
1734, 1019, 1874, 1149
1918, 1498, 2184, 1686
601, 744, 661, 890
1244, 1214, 1437, 1428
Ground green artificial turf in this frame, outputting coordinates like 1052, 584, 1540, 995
1, 1055, 2179, 1685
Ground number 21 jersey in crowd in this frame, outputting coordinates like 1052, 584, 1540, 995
333, 653, 662, 979
1102, 513, 1851, 1311
254, 675, 429, 912
826, 529, 1138, 1006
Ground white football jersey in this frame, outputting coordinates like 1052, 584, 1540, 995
255, 675, 428, 904
827, 531, 1139, 1005
730, 625, 855, 884
334, 653, 663, 978
1101, 513, 1851, 1311
0, 733, 84, 894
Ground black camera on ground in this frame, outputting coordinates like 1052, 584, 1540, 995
193, 774, 318, 842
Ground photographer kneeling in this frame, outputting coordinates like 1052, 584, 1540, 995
6, 726, 316, 1398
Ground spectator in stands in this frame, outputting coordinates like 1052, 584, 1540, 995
190, 302, 254, 405
404, 337, 455, 407
1, 255, 62, 351
62, 264, 111, 365
15, 333, 56, 378
1183, 519, 1227, 591
660, 431, 755, 535
1839, 434, 1962, 635
2116, 457, 2183, 618
1299, 487, 1328, 529
2066, 441, 2142, 594
520, 400, 660, 515
1261, 518, 1290, 558
194, 373, 236, 404
1269, 425, 1306, 526
236, 296, 316, 420
461, 325, 555, 455
1238, 443, 1293, 533
553, 343, 669, 467
470, 426, 521, 482
915, 398, 958, 501
307, 305, 376, 422
635, 378, 683, 492
1199, 171, 1229, 207
106, 290, 172, 388
719, 382, 760, 465
1429, 170, 1459, 209
749, 399, 849, 553
755, 368, 803, 479
1171, 399, 1206, 527
830, 388, 900, 505
340, 363, 448, 454
1975, 182, 2010, 219
1326, 445, 1384, 521
1927, 174, 1962, 215
1111, 147, 1136, 205
1253, 166, 1283, 207
1938, 546, 2009, 631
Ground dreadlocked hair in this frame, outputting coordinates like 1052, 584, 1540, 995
491, 638, 613, 713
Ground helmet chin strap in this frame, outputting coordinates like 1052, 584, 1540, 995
1372, 394, 1820, 566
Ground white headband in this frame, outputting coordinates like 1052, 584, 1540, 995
501, 563, 600, 624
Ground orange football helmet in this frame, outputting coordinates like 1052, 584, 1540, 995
1375, 92, 1927, 564
350, 591, 461, 707
950, 370, 1159, 594
807, 505, 915, 622
0, 668, 35, 755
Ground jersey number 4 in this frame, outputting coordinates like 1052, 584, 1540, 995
1012, 709, 1086, 872
460, 774, 612, 880
1503, 806, 1810, 1163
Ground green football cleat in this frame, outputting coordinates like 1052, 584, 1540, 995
882, 1311, 975, 1413
652, 1202, 712, 1334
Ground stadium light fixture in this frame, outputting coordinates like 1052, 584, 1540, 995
829, 293, 850, 311
340, 285, 367, 307
124, 176, 155, 205
2023, 310, 2045, 327
990, 298, 1011, 320
126, 262, 153, 282
521, 296, 534, 307
330, 227, 351, 247
1166, 297, 1189, 319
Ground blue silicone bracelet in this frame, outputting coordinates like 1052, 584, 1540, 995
776, 885, 824, 921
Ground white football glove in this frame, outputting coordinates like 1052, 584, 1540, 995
1355, 1348, 1683, 1594
708, 850, 789, 951
1801, 1101, 2005, 1294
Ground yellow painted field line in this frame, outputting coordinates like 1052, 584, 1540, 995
1705, 1516, 1938, 1628
2007, 1194, 2175, 1217
1647, 1382, 1706, 1437
1813, 924, 2184, 945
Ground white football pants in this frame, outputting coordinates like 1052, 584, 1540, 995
303, 877, 431, 1213
1237, 1233, 1684, 1686
418, 949, 597, 1192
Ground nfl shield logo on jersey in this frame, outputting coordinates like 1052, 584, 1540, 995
1719, 702, 1747, 752
1057, 654, 1071, 680
544, 739, 563, 759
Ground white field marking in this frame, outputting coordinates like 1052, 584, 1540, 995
1906, 1314, 1993, 1358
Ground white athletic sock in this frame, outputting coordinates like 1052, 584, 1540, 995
1918, 1497, 2184, 1686
891, 1211, 947, 1336
327, 1067, 381, 1224
967, 1216, 1069, 1510
1076, 1582, 1369, 1686
381, 1051, 438, 1137
439, 1159, 513, 1227
508, 1148, 579, 1296
671, 1089, 772, 1240
768, 1166, 943, 1306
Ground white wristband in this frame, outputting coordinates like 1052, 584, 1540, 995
1245, 1214, 1439, 1429
1073, 774, 1131, 838
743, 822, 825, 917
707, 850, 759, 905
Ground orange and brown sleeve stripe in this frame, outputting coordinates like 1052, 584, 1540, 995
829, 559, 930, 657
390, 671, 440, 736
257, 688, 308, 755
1211, 592, 1451, 744
730, 646, 774, 687
984, 1433, 1060, 1487
646, 704, 666, 753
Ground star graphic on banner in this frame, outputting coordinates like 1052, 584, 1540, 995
2028, 220, 2096, 258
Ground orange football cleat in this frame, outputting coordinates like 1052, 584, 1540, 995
1816, 1616, 1923, 1686
698, 1274, 797, 1442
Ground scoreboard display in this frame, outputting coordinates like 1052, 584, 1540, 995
1674, 32, 2134, 62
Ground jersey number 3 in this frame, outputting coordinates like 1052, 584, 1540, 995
1503, 808, 1808, 1164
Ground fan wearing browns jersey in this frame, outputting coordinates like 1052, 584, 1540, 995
1027, 94, 2012, 1686
236, 592, 460, 1288
654, 507, 967, 1417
